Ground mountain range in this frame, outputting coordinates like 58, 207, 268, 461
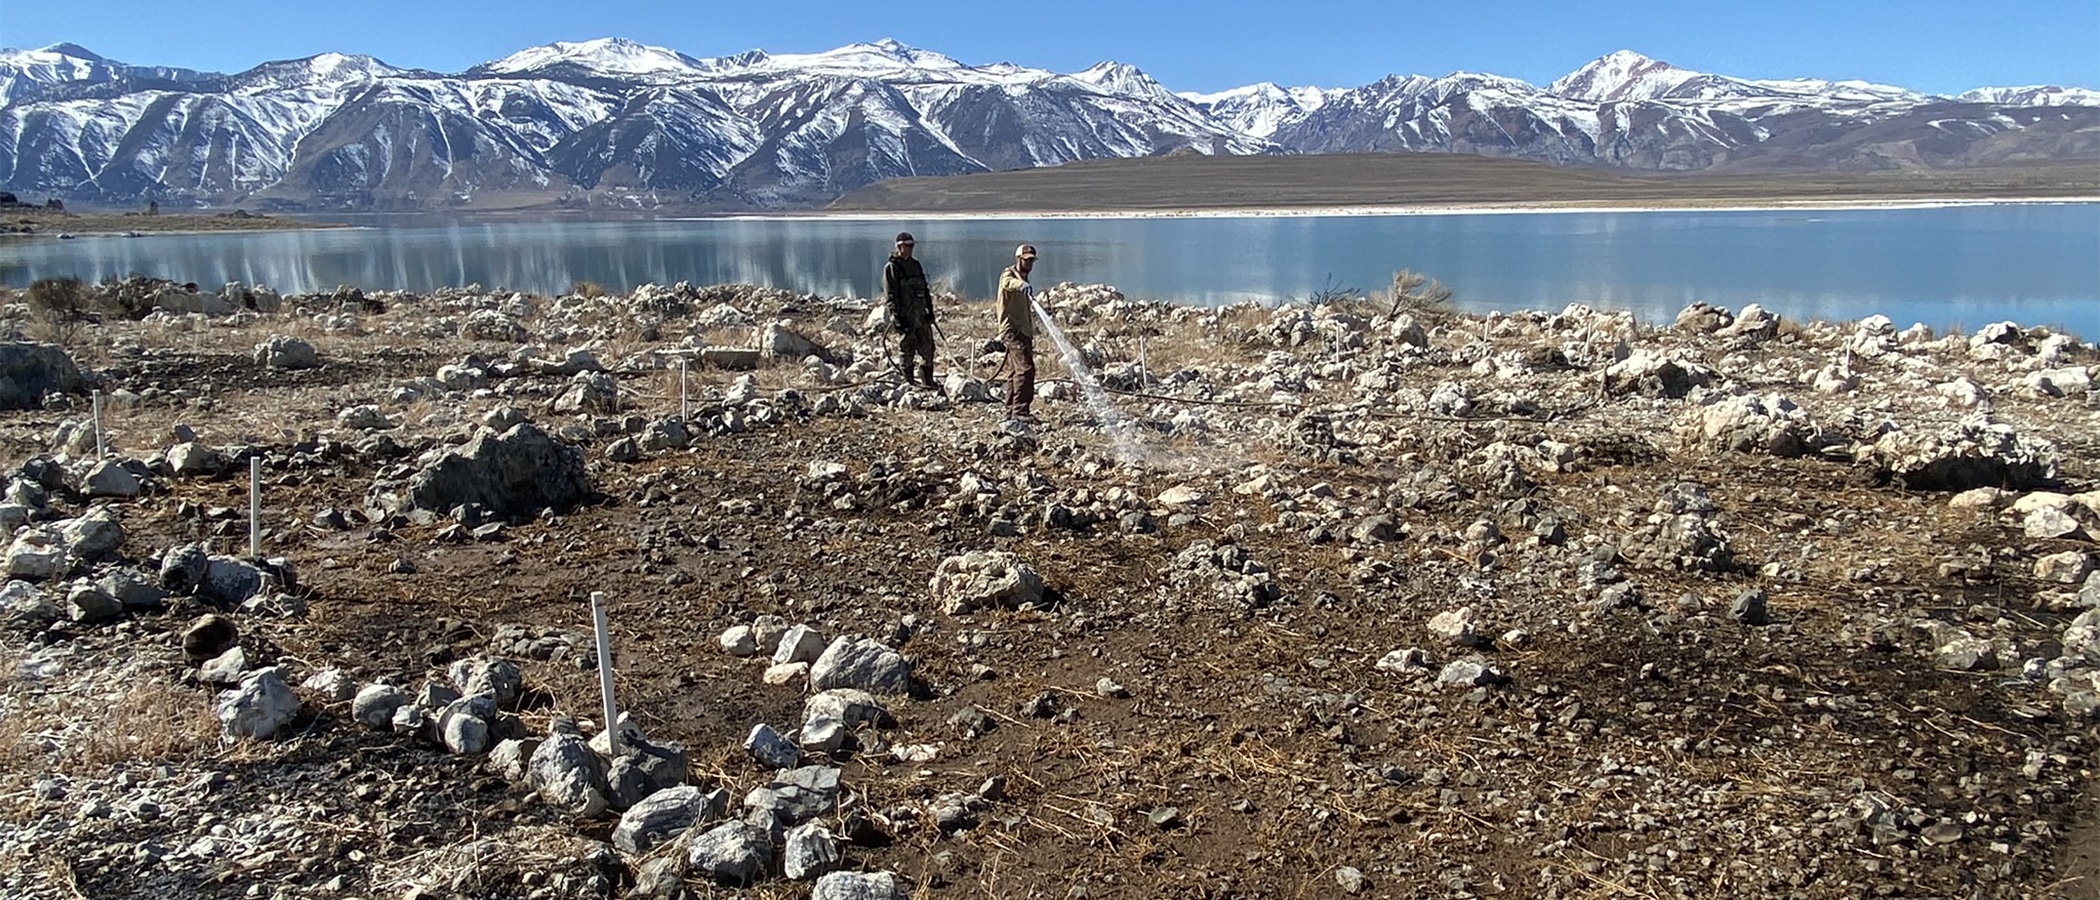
1, 39, 2094, 211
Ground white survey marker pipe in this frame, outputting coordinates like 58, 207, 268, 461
679, 357, 689, 422
91, 390, 106, 459
591, 591, 621, 756
248, 455, 262, 558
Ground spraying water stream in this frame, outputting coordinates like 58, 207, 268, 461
1029, 296, 1155, 467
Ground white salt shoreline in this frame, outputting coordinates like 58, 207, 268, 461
710, 195, 2100, 221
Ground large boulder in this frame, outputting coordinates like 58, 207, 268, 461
805, 689, 893, 730
761, 321, 827, 361
1675, 302, 1733, 333
82, 460, 142, 498
1604, 351, 1715, 399
0, 342, 85, 409
813, 872, 906, 900
603, 735, 690, 811
809, 637, 912, 694
199, 554, 269, 605
1678, 393, 1829, 458
253, 335, 320, 369
743, 765, 842, 825
151, 285, 234, 316
216, 667, 301, 739
529, 730, 611, 817
2025, 367, 2095, 399
394, 424, 591, 518
1, 580, 58, 628
783, 822, 843, 880
352, 684, 411, 729
439, 700, 491, 755
1715, 303, 1780, 344
929, 551, 1044, 615
1860, 418, 2058, 491
613, 785, 727, 855
686, 820, 773, 886
447, 656, 523, 706
166, 442, 226, 477
462, 309, 529, 342
6, 507, 124, 580
553, 371, 620, 414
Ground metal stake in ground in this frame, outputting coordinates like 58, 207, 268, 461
248, 455, 262, 558
679, 357, 690, 422
590, 591, 621, 756
91, 389, 106, 459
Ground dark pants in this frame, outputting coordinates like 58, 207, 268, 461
899, 323, 935, 384
1003, 329, 1035, 417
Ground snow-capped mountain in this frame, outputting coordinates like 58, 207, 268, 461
1550, 50, 1923, 109
223, 52, 418, 93
1180, 83, 1337, 139
0, 39, 2091, 210
471, 38, 721, 83
1274, 50, 2091, 172
0, 43, 214, 107
1958, 85, 2100, 107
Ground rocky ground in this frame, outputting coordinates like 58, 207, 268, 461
0, 275, 2096, 900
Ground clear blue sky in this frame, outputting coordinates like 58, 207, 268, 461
4, 0, 2096, 95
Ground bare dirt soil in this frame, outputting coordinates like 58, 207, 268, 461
0, 278, 2096, 900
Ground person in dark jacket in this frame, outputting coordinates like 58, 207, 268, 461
883, 231, 938, 388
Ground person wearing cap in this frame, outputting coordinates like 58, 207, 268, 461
882, 231, 938, 388
996, 244, 1040, 421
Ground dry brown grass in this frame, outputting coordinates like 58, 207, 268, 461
0, 649, 221, 776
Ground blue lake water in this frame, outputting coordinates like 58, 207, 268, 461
3, 203, 2095, 338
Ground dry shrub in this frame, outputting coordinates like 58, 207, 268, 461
571, 281, 606, 300
1388, 268, 1453, 316
25, 276, 98, 348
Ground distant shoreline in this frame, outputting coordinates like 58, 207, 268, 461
1, 208, 353, 237
729, 195, 2100, 221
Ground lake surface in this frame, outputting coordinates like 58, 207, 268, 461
3, 203, 2096, 338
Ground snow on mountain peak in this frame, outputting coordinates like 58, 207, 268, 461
1550, 50, 1697, 101
0, 44, 111, 70
1958, 84, 2100, 107
1075, 61, 1166, 96
758, 38, 967, 77
226, 52, 403, 92
479, 37, 707, 79
1179, 81, 1335, 139
35, 42, 107, 62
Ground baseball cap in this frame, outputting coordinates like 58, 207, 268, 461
1014, 244, 1037, 259
895, 231, 914, 244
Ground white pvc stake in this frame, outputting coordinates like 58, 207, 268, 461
590, 591, 621, 756
91, 390, 106, 459
1138, 335, 1147, 385
248, 455, 262, 558
679, 358, 689, 422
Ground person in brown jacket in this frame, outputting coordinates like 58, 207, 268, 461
996, 243, 1040, 421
